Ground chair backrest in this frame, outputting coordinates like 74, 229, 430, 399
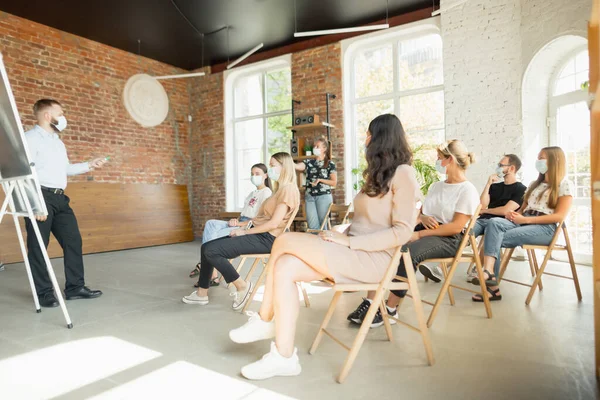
321, 203, 352, 230
455, 204, 483, 256
284, 204, 300, 233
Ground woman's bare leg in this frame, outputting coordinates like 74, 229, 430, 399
272, 254, 324, 357
258, 233, 333, 321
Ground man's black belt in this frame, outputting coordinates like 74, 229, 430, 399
41, 186, 64, 195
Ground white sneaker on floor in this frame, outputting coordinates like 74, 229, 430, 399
241, 341, 302, 380
466, 265, 478, 283
419, 263, 443, 283
230, 311, 275, 344
182, 291, 209, 305
231, 281, 253, 311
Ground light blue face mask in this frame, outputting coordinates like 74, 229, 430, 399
268, 166, 281, 182
535, 159, 548, 174
435, 159, 446, 175
495, 166, 506, 180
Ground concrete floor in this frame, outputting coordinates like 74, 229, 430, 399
0, 241, 597, 400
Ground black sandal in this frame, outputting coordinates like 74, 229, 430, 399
472, 287, 502, 302
189, 263, 201, 278
471, 270, 498, 287
194, 277, 221, 288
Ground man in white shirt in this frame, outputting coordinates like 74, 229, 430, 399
25, 99, 106, 308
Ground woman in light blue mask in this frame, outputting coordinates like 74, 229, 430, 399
188, 163, 272, 285
294, 137, 337, 230
471, 146, 573, 301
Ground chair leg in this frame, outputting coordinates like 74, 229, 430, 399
309, 291, 342, 355
241, 260, 267, 313
497, 248, 514, 283
563, 230, 583, 301
380, 301, 394, 342
298, 282, 311, 308
526, 250, 536, 277
337, 287, 387, 383
525, 249, 553, 305
470, 235, 492, 319
404, 252, 434, 365
530, 251, 543, 291
427, 260, 460, 328
243, 258, 261, 282
229, 256, 247, 289
441, 263, 455, 306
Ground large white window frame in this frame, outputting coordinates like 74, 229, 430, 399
547, 46, 592, 262
341, 19, 443, 204
224, 54, 292, 211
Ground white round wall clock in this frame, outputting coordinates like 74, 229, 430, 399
123, 74, 169, 127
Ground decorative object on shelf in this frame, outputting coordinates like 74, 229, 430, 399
303, 143, 313, 156
123, 74, 169, 127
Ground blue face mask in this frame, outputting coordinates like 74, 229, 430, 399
268, 166, 281, 182
495, 166, 506, 180
535, 159, 548, 174
435, 159, 446, 175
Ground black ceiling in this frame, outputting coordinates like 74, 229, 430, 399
0, 0, 431, 70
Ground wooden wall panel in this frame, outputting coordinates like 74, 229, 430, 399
0, 183, 194, 264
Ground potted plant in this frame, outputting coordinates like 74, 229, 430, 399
304, 144, 313, 156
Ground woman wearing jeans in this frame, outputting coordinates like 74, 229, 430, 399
471, 146, 573, 301
182, 153, 299, 311
295, 138, 337, 230
189, 163, 272, 285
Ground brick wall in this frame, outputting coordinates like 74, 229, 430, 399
291, 43, 345, 206
0, 11, 192, 187
440, 0, 589, 191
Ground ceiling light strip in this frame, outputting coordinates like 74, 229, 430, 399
155, 72, 206, 80
226, 43, 264, 70
293, 24, 390, 38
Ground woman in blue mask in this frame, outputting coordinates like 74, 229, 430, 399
471, 146, 573, 301
188, 163, 272, 286
295, 138, 337, 230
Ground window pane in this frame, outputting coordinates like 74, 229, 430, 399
575, 50, 589, 74
354, 45, 393, 98
266, 69, 292, 113
234, 74, 264, 118
399, 90, 444, 134
398, 34, 443, 90
235, 119, 263, 150
558, 59, 575, 78
267, 114, 292, 156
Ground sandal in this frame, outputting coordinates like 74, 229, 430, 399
471, 270, 498, 287
189, 263, 201, 278
194, 277, 221, 288
472, 287, 502, 302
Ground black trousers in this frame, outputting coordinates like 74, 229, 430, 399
391, 224, 463, 298
25, 190, 85, 296
197, 232, 276, 289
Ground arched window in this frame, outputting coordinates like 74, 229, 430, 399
548, 48, 591, 257
342, 21, 444, 203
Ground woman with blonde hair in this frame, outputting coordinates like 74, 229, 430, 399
228, 114, 420, 380
182, 152, 299, 311
471, 146, 573, 301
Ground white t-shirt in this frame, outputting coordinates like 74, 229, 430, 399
241, 187, 273, 219
523, 179, 573, 215
422, 181, 480, 224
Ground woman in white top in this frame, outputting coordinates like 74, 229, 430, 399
189, 163, 272, 284
347, 139, 480, 328
471, 146, 573, 301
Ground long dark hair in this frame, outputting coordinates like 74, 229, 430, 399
251, 163, 272, 190
314, 137, 330, 168
362, 114, 412, 197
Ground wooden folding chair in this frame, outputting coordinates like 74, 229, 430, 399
234, 206, 306, 313
309, 246, 434, 384
411, 205, 492, 327
497, 221, 582, 305
306, 203, 352, 233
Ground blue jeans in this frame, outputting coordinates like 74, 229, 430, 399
482, 218, 556, 277
472, 219, 503, 276
202, 216, 250, 244
305, 193, 333, 230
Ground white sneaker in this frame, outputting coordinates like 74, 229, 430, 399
231, 281, 253, 311
241, 341, 301, 380
418, 264, 443, 283
466, 265, 478, 283
182, 291, 209, 305
229, 311, 275, 344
